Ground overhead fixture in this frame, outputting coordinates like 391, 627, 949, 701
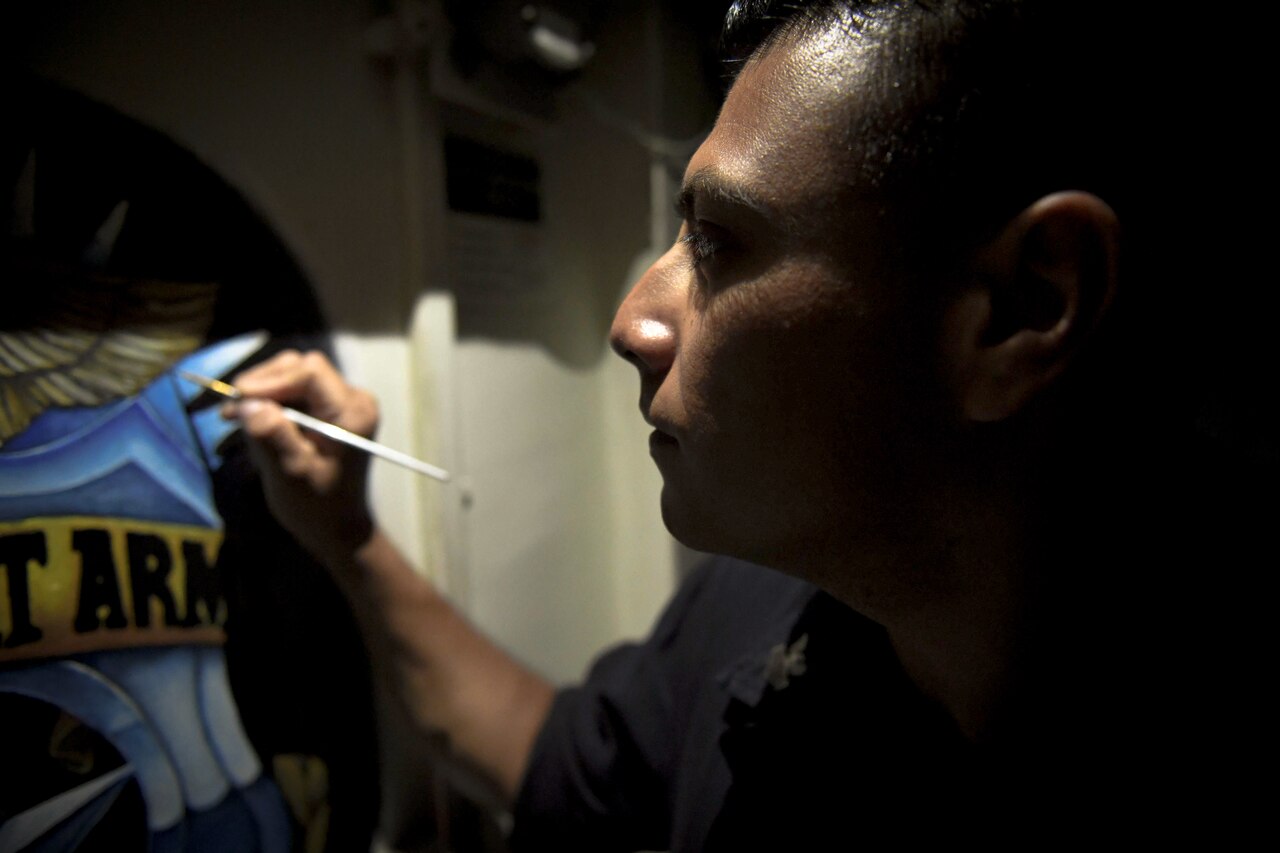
521, 4, 594, 72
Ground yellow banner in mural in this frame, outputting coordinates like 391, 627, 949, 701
0, 515, 226, 663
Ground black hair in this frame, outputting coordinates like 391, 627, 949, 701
720, 1, 1145, 256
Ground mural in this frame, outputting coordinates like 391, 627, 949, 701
1, 330, 290, 851
1, 74, 377, 851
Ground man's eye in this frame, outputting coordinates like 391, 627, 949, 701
679, 227, 724, 267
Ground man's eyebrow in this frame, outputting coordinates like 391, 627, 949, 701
674, 168, 771, 222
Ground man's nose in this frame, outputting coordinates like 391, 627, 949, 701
610, 254, 679, 375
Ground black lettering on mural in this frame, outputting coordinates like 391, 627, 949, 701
127, 533, 181, 628
73, 529, 129, 633
1, 531, 47, 648
180, 539, 224, 627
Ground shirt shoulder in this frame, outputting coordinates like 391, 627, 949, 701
510, 557, 817, 852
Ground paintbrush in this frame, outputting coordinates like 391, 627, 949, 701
180, 370, 450, 482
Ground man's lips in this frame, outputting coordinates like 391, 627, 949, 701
643, 402, 678, 448
647, 417, 679, 451
649, 429, 678, 451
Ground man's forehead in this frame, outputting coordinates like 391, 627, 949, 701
682, 25, 880, 222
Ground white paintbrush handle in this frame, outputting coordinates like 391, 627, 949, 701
281, 407, 451, 482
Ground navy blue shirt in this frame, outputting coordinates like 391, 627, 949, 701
510, 557, 978, 851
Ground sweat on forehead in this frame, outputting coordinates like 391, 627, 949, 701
718, 2, 949, 225
684, 56, 881, 246
721, 0, 1144, 259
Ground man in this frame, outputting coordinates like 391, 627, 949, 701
230, 0, 1261, 847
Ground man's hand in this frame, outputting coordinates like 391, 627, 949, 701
226, 350, 377, 559
227, 349, 553, 806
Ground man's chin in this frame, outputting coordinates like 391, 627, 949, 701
659, 487, 748, 560
659, 489, 714, 553
659, 486, 808, 575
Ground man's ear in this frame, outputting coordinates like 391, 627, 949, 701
943, 191, 1121, 423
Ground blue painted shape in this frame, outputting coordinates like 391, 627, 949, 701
0, 402, 217, 525
173, 332, 268, 405
0, 660, 185, 832
185, 790, 259, 853
196, 646, 261, 787
82, 647, 232, 812
238, 775, 294, 853
0, 331, 268, 523
0, 401, 130, 454
175, 331, 269, 469
0, 458, 210, 526
17, 765, 133, 853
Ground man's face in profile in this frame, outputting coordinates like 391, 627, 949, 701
611, 26, 950, 572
